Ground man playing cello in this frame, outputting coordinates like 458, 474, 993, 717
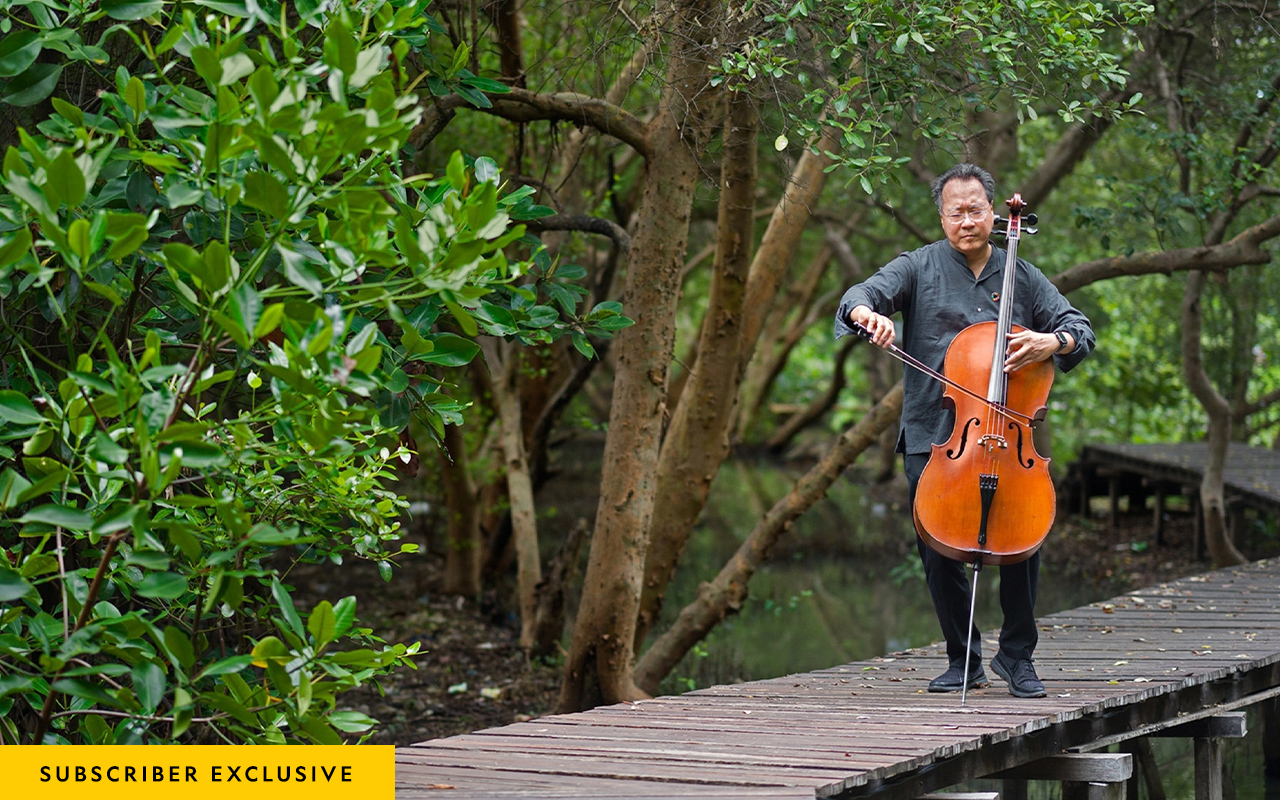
835, 163, 1095, 698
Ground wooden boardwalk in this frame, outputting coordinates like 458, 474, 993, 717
1076, 441, 1280, 515
396, 558, 1280, 798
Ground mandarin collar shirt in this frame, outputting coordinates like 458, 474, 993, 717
834, 240, 1095, 455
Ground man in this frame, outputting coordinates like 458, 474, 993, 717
834, 163, 1095, 698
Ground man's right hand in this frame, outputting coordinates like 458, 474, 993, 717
850, 305, 895, 349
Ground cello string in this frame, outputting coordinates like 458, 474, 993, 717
849, 323, 1036, 425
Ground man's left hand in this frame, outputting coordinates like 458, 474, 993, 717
1004, 330, 1061, 372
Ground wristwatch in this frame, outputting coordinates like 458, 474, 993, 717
1054, 330, 1069, 353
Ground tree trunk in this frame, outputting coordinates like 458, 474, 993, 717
632, 92, 757, 651
1180, 271, 1248, 567
737, 244, 835, 436
557, 0, 723, 713
483, 341, 545, 647
765, 335, 858, 453
634, 383, 904, 692
530, 518, 588, 658
440, 421, 481, 596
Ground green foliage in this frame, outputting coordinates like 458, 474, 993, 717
0, 0, 627, 744
718, 0, 1151, 189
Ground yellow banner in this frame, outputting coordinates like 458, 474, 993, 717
1, 745, 394, 800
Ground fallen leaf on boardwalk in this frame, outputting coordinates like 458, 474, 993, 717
1102, 604, 1115, 613
1172, 628, 1183, 634
427, 785, 456, 790
1235, 654, 1252, 658
1108, 680, 1119, 685
1057, 693, 1072, 698
743, 710, 752, 714
1134, 678, 1150, 682
1133, 637, 1147, 642
1114, 660, 1129, 666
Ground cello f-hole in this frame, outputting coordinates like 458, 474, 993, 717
947, 418, 981, 460
1009, 421, 1035, 468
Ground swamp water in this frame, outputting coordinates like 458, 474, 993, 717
641, 456, 1279, 800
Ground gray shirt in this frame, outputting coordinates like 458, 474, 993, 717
834, 240, 1095, 455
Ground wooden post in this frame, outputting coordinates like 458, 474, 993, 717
1063, 783, 1125, 800
1195, 737, 1224, 800
1153, 483, 1166, 546
1120, 737, 1167, 800
1080, 464, 1092, 519
1001, 780, 1027, 800
1109, 474, 1120, 529
1227, 500, 1246, 551
1191, 491, 1206, 561
1264, 697, 1280, 779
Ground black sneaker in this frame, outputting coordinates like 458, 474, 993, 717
991, 652, 1047, 698
927, 662, 988, 693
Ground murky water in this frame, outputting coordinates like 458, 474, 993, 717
646, 456, 1279, 800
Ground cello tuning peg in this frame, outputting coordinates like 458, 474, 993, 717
1024, 227, 1038, 235
1024, 213, 1038, 226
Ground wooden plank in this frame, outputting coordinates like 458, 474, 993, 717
397, 559, 1280, 799
1150, 713, 1247, 739
988, 754, 1132, 782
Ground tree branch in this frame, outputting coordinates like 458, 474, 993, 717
411, 88, 651, 157
1052, 213, 1280, 295
526, 213, 630, 252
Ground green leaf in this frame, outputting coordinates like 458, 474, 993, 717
198, 691, 256, 725
136, 572, 188, 599
271, 576, 305, 639
19, 504, 92, 530
67, 218, 92, 261
0, 469, 33, 510
0, 390, 44, 424
243, 171, 289, 218
0, 63, 62, 106
307, 600, 336, 647
415, 333, 479, 366
0, 566, 33, 602
51, 97, 84, 127
0, 31, 42, 78
47, 149, 87, 209
131, 661, 165, 713
51, 678, 121, 707
571, 332, 595, 359
164, 625, 195, 668
893, 32, 909, 53
197, 654, 253, 680
0, 228, 33, 268
278, 245, 324, 298
460, 76, 511, 94
101, 0, 165, 21
90, 431, 130, 465
253, 303, 285, 339
94, 504, 141, 535
328, 710, 377, 732
250, 635, 289, 667
125, 76, 146, 117
331, 595, 356, 639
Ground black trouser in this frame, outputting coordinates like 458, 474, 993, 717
904, 453, 1040, 666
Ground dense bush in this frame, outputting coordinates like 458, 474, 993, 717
0, 0, 625, 744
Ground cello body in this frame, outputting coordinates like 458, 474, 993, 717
913, 320, 1055, 565
911, 193, 1057, 566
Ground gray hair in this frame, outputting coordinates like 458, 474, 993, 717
931, 163, 996, 211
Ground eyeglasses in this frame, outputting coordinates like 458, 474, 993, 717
943, 208, 990, 224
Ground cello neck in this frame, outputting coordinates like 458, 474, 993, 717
986, 193, 1025, 402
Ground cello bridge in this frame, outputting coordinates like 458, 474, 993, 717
978, 434, 1007, 453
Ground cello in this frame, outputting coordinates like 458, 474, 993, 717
853, 194, 1053, 702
